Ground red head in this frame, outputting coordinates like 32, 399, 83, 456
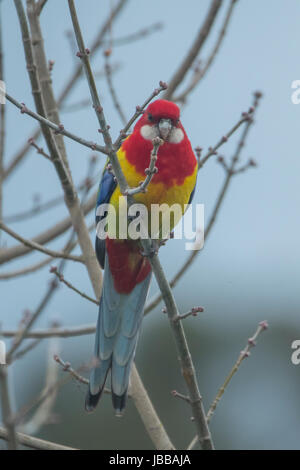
134, 99, 184, 143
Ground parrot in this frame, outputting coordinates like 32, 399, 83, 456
85, 99, 198, 416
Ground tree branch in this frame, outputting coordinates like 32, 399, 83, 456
0, 221, 84, 263
174, 0, 238, 103
0, 425, 76, 450
187, 321, 269, 450
5, 93, 108, 156
0, 190, 96, 266
130, 365, 175, 450
50, 266, 99, 305
104, 53, 127, 126
163, 0, 222, 100
35, 0, 48, 16
1, 324, 96, 339
0, 366, 18, 449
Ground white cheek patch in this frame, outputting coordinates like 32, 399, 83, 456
140, 124, 184, 144
140, 125, 158, 140
169, 128, 184, 144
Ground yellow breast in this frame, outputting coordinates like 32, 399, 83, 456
108, 147, 197, 239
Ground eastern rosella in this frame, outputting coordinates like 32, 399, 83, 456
86, 99, 197, 415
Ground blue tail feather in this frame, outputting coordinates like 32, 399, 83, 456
86, 253, 151, 415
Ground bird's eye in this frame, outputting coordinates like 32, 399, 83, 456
148, 113, 154, 122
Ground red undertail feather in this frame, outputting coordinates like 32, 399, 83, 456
106, 238, 151, 294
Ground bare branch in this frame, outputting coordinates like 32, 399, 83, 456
0, 257, 51, 280
1, 324, 96, 339
104, 53, 127, 125
163, 0, 222, 100
114, 82, 168, 151
35, 0, 48, 16
0, 366, 18, 449
187, 321, 269, 450
18, 336, 59, 434
50, 266, 99, 305
28, 137, 51, 160
5, 93, 108, 156
53, 355, 89, 386
0, 426, 76, 450
6, 279, 60, 362
0, 190, 96, 266
173, 306, 204, 322
130, 365, 175, 450
198, 111, 252, 169
12, 338, 41, 362
171, 390, 190, 403
0, 221, 95, 280
174, 0, 238, 103
2, 127, 40, 180
108, 22, 163, 47
0, 221, 84, 264
4, 173, 97, 224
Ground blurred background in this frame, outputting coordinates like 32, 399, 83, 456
1, 0, 300, 450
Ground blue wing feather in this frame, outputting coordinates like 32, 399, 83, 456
188, 177, 197, 205
95, 165, 117, 268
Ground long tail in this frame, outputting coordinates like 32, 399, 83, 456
85, 249, 151, 415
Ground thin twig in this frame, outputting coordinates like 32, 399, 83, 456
104, 53, 127, 125
1, 324, 96, 339
174, 0, 238, 103
18, 336, 59, 434
28, 137, 51, 160
0, 426, 76, 450
12, 338, 41, 362
187, 321, 269, 450
50, 266, 99, 305
114, 82, 167, 150
0, 257, 52, 280
199, 111, 252, 169
5, 93, 108, 156
163, 0, 222, 100
6, 280, 60, 363
54, 355, 89, 386
107, 22, 163, 47
173, 306, 204, 322
130, 365, 175, 450
0, 222, 95, 280
0, 191, 96, 266
4, 173, 98, 224
0, 221, 84, 263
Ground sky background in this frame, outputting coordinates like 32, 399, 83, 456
1, 0, 300, 450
